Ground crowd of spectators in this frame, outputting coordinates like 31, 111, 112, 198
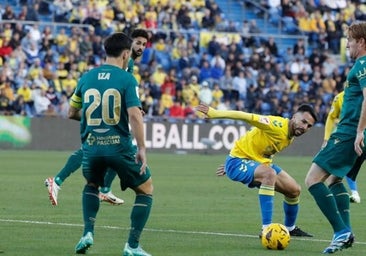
0, 0, 364, 125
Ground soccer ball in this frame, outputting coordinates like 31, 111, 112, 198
261, 223, 290, 250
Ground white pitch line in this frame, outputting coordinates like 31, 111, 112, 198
1, 218, 366, 245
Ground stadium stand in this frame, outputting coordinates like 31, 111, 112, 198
0, 0, 364, 125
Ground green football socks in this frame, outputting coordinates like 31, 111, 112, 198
308, 182, 348, 233
82, 185, 100, 235
128, 194, 153, 248
329, 182, 351, 229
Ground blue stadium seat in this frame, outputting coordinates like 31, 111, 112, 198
261, 102, 272, 115
269, 7, 281, 26
155, 51, 171, 70
281, 17, 300, 34
39, 14, 53, 22
140, 48, 155, 65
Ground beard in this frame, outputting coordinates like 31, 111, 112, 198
131, 50, 142, 60
294, 128, 305, 137
134, 49, 143, 55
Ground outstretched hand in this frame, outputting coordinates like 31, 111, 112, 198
195, 103, 210, 117
216, 164, 226, 176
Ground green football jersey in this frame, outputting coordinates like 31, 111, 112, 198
337, 55, 366, 135
70, 64, 140, 156
127, 58, 134, 73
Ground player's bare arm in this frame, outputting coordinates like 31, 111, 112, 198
68, 106, 81, 121
355, 88, 366, 156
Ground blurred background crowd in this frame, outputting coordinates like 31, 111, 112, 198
0, 0, 365, 125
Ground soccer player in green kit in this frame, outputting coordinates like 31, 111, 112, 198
305, 21, 366, 254
68, 32, 153, 255
196, 103, 316, 238
323, 91, 362, 203
45, 29, 149, 206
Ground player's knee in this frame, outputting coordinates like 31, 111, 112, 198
284, 183, 301, 198
258, 167, 277, 185
134, 178, 153, 195
144, 183, 154, 195
291, 184, 301, 197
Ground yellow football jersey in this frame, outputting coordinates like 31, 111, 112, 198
230, 114, 293, 164
324, 91, 344, 140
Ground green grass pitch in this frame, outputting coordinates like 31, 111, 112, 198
0, 150, 365, 255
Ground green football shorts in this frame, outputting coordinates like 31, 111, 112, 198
83, 153, 151, 191
313, 133, 360, 178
